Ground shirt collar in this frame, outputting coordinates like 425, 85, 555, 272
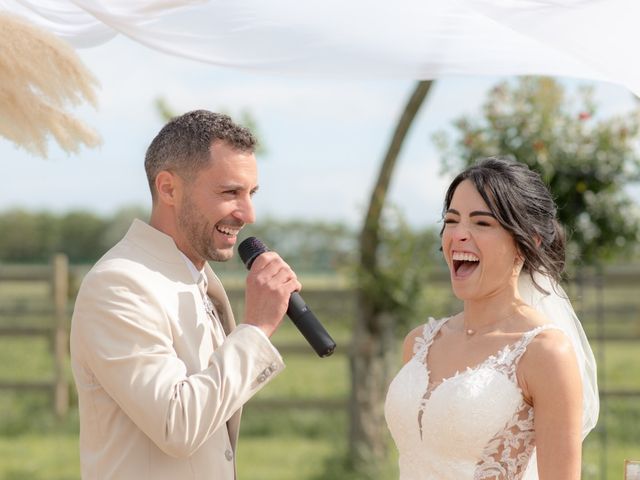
178, 251, 204, 283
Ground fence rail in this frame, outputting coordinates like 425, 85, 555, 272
1, 258, 639, 413
0, 326, 52, 336
0, 254, 69, 417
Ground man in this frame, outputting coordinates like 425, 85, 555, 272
70, 110, 298, 479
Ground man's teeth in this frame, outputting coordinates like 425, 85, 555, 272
452, 252, 479, 262
217, 226, 240, 236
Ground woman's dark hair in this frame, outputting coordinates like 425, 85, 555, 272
441, 156, 566, 290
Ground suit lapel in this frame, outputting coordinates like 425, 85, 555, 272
203, 264, 236, 335
203, 264, 242, 455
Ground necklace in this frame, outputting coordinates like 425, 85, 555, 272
463, 311, 518, 337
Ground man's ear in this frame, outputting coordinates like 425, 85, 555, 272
155, 170, 182, 206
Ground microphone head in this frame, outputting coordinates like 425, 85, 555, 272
238, 236, 269, 269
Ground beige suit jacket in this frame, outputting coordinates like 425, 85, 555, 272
70, 219, 284, 479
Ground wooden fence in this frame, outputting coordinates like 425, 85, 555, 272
0, 254, 69, 417
1, 258, 639, 415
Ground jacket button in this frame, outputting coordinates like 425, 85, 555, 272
257, 374, 266, 383
225, 449, 233, 461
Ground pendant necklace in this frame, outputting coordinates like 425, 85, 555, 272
464, 311, 517, 337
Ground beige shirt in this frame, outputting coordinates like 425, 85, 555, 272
70, 219, 284, 479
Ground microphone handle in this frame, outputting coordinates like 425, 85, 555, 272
287, 292, 336, 357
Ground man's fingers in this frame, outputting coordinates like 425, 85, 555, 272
248, 251, 279, 272
249, 252, 298, 286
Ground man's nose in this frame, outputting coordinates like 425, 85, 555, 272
236, 196, 256, 224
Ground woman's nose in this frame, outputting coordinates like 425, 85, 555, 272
452, 222, 470, 241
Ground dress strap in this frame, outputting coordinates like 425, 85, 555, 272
501, 324, 562, 377
412, 317, 450, 360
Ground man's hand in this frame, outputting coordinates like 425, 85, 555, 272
243, 251, 301, 337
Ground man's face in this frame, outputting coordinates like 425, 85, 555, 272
177, 141, 258, 264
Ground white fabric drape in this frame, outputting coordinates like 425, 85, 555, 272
1, 0, 639, 95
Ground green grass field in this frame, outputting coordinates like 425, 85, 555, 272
1, 272, 639, 479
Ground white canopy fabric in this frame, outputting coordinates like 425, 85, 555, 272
1, 0, 639, 95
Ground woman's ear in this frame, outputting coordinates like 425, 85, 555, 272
533, 235, 542, 248
513, 250, 525, 275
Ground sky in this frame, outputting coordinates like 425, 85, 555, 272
3, 34, 639, 229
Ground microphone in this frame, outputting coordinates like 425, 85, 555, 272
238, 237, 336, 358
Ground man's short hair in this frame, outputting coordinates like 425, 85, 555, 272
144, 110, 257, 199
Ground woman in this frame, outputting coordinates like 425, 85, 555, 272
384, 156, 598, 479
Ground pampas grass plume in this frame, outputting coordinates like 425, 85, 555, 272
0, 12, 101, 157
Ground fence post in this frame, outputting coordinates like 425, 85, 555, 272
52, 253, 69, 418
595, 266, 607, 480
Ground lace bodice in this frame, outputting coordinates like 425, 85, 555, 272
384, 317, 558, 480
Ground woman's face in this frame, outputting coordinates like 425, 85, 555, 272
441, 179, 521, 301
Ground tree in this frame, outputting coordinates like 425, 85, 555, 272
102, 205, 150, 250
58, 211, 108, 263
0, 209, 59, 262
347, 81, 434, 476
433, 76, 640, 265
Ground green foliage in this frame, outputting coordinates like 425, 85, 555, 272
154, 97, 175, 123
0, 206, 148, 264
244, 217, 356, 272
433, 76, 640, 265
100, 205, 149, 249
203, 217, 358, 279
356, 206, 442, 332
0, 210, 59, 262
0, 207, 357, 274
58, 212, 107, 263
234, 109, 268, 156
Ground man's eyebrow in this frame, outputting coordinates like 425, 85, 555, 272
217, 183, 259, 192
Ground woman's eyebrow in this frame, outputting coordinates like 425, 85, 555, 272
445, 209, 495, 218
470, 210, 495, 218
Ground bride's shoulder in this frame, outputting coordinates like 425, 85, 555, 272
524, 326, 575, 361
518, 326, 581, 405
403, 316, 446, 342
519, 306, 574, 353
401, 316, 449, 363
518, 324, 578, 391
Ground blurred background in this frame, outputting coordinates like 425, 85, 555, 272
1, 34, 640, 479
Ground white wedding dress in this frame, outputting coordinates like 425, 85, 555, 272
384, 317, 558, 480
